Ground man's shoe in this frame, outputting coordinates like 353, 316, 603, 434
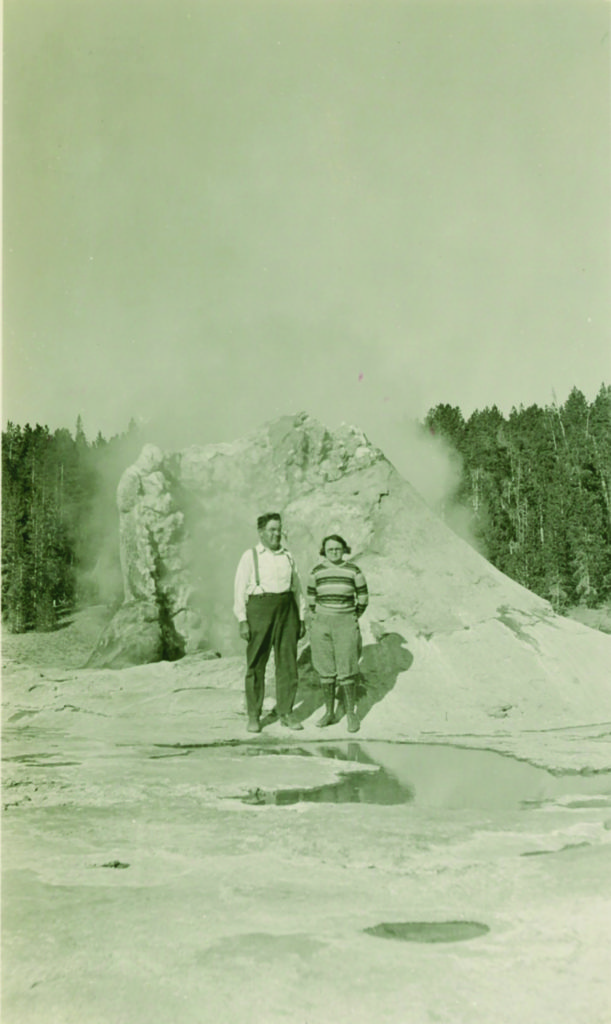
247, 718, 262, 733
316, 709, 336, 728
346, 711, 360, 733
280, 714, 304, 731
260, 708, 279, 728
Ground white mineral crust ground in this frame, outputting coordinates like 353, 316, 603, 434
2, 608, 611, 1024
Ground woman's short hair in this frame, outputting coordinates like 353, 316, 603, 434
320, 534, 351, 557
257, 512, 281, 531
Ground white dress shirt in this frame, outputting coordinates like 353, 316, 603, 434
233, 543, 306, 622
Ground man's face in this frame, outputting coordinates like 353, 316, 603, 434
260, 519, 282, 550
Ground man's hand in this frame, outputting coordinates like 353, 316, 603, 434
298, 620, 306, 640
239, 621, 250, 642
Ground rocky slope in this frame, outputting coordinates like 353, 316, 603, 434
86, 412, 611, 739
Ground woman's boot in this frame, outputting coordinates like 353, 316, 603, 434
341, 682, 360, 733
316, 682, 336, 727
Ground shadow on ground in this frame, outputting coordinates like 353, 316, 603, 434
294, 632, 413, 725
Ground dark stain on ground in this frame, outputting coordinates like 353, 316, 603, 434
496, 606, 541, 650
520, 842, 592, 857
148, 749, 192, 759
363, 920, 490, 943
2, 753, 82, 767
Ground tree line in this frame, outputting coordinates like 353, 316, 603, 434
1, 417, 142, 632
423, 385, 611, 612
2, 385, 610, 632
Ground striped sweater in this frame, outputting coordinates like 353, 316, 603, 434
306, 558, 369, 615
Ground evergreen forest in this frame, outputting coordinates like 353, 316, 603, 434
2, 385, 610, 633
2, 417, 143, 632
424, 385, 611, 612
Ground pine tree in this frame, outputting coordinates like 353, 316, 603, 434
420, 385, 611, 609
424, 404, 466, 451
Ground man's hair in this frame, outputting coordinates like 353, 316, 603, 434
320, 534, 351, 557
257, 512, 282, 531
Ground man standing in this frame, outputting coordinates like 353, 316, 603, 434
234, 513, 306, 733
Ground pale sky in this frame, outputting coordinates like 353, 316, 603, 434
3, 0, 610, 471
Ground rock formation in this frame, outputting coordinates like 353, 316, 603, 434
89, 415, 392, 664
87, 443, 206, 667
87, 413, 611, 738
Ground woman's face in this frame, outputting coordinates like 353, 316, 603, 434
324, 540, 345, 564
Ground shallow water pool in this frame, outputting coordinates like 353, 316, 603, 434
152, 739, 611, 810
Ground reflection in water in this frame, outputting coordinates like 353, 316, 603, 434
239, 739, 413, 805
240, 770, 411, 806
238, 740, 611, 810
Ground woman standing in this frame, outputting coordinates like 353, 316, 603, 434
306, 534, 369, 732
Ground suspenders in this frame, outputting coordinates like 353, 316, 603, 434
251, 547, 295, 594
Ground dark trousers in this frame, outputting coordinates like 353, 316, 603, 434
245, 592, 299, 719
